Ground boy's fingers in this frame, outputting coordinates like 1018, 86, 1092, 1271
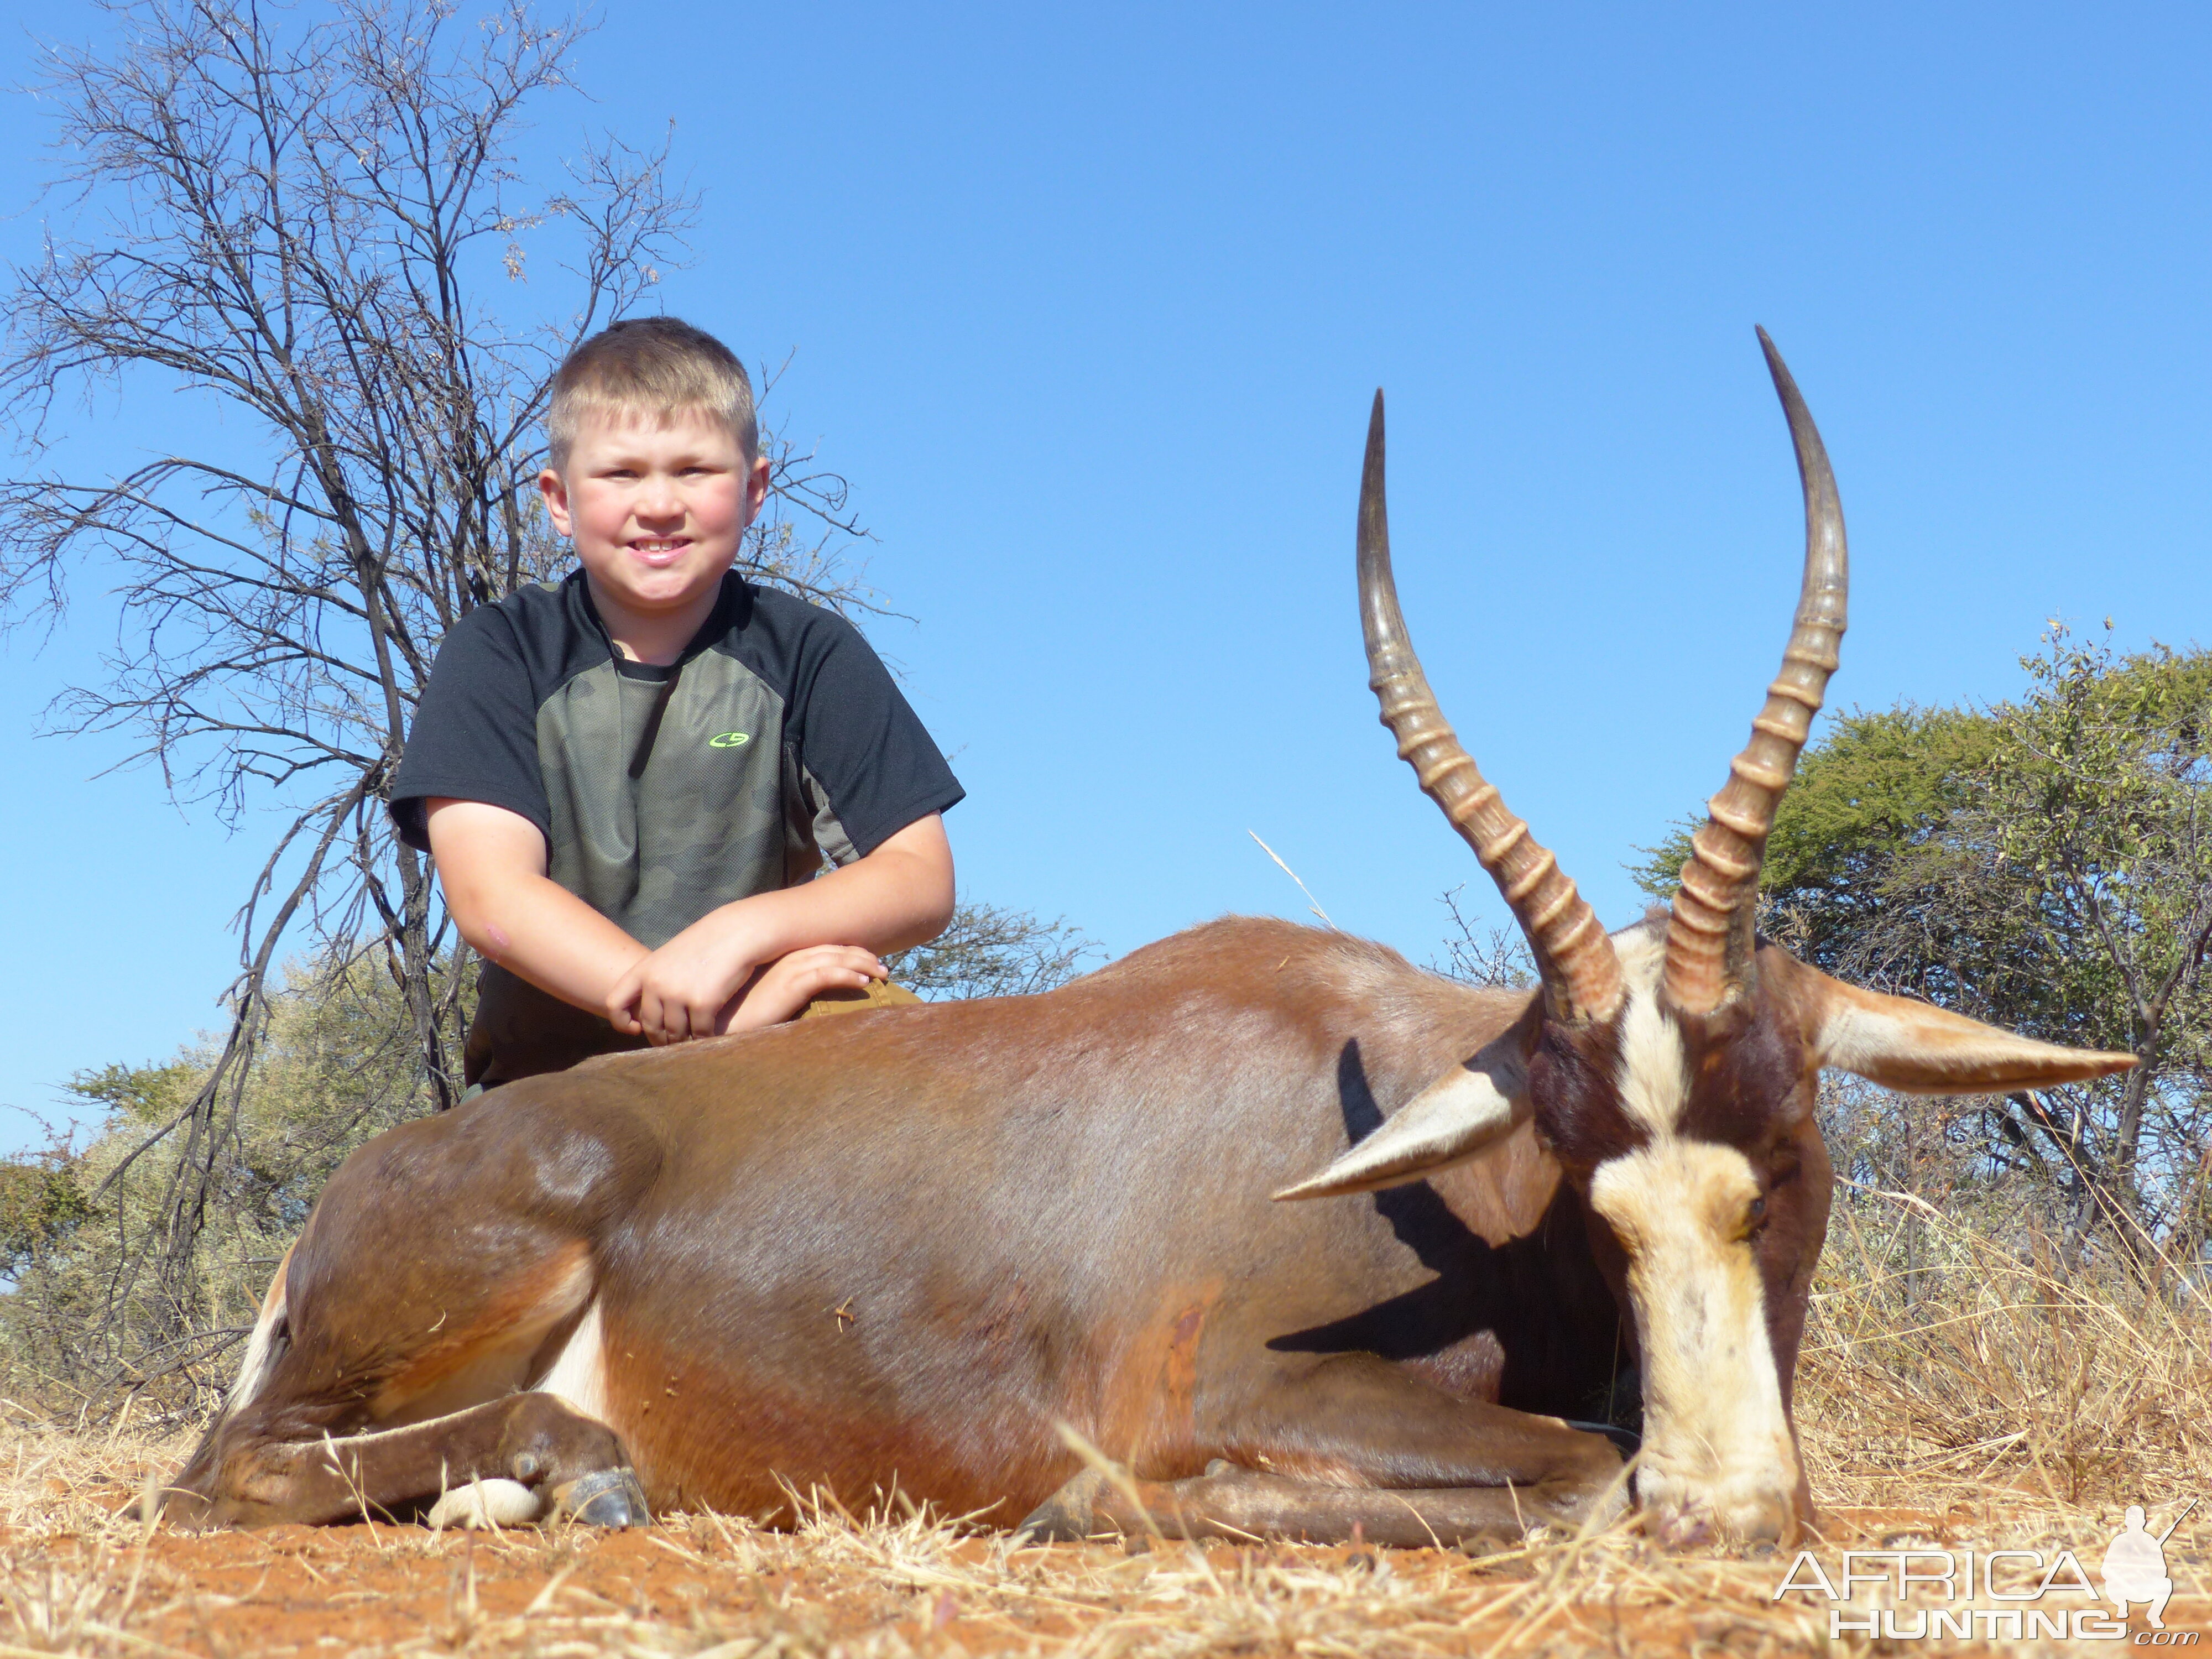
608, 967, 650, 1034
794, 945, 884, 978
813, 965, 875, 998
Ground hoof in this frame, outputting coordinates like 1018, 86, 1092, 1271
1562, 1418, 1641, 1457
554, 1467, 650, 1528
1013, 1469, 1111, 1544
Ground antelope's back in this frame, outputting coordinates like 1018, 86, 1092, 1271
572, 915, 1526, 1281
492, 916, 1569, 1510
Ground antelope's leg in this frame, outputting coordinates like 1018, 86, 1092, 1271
164, 1389, 644, 1530
1024, 1464, 1599, 1547
1021, 1353, 1626, 1545
166, 1088, 661, 1530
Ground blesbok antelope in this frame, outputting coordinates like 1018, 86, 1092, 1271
169, 333, 2131, 1548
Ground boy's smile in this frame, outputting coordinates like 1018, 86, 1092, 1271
540, 408, 771, 663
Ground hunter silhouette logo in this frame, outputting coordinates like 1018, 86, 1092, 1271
709, 731, 751, 749
2105, 1500, 2195, 1630
1773, 1496, 2200, 1642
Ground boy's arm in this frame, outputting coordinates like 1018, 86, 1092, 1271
425, 797, 650, 1014
608, 813, 956, 1045
425, 796, 932, 1042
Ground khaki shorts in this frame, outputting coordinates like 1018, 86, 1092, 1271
462, 963, 920, 1093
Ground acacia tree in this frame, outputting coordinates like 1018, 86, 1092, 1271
1976, 632, 2212, 1251
1626, 631, 2212, 1265
885, 902, 1100, 1000
0, 0, 867, 1359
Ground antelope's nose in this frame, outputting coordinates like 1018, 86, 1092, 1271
1651, 1479, 1800, 1552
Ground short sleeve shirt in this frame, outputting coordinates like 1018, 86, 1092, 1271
389, 571, 963, 951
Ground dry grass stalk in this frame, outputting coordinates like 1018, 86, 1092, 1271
0, 1193, 2204, 1655
1797, 1185, 2212, 1512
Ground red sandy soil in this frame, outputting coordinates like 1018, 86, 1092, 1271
3, 1498, 2205, 1657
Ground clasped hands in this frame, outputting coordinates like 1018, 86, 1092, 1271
606, 910, 887, 1046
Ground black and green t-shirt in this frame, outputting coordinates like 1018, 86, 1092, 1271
389, 570, 963, 1083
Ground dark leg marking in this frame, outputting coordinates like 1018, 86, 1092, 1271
166, 1390, 640, 1530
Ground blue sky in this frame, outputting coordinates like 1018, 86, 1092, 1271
2, 4, 2208, 1154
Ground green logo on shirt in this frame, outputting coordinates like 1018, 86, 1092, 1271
709, 731, 752, 749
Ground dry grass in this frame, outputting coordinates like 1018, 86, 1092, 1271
1798, 1182, 2212, 1511
0, 1193, 2205, 1656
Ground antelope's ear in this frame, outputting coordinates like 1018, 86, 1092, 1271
1274, 1039, 1528, 1202
1808, 973, 2135, 1093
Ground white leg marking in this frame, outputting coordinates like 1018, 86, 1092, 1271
536, 1300, 611, 1423
223, 1246, 295, 1416
371, 1244, 597, 1425
427, 1478, 542, 1531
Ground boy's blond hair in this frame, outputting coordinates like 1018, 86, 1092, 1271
545, 316, 759, 473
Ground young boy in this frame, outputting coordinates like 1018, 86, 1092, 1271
389, 317, 961, 1089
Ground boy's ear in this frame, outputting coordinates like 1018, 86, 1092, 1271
741, 450, 772, 526
539, 466, 573, 537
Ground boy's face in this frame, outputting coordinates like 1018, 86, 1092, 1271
540, 408, 770, 625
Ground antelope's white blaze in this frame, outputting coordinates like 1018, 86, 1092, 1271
1610, 927, 1689, 1134
538, 1299, 611, 1423
1586, 925, 1799, 1542
1590, 1139, 1797, 1541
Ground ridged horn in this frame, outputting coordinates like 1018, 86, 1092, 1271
1664, 330, 1849, 1015
1359, 390, 1623, 1025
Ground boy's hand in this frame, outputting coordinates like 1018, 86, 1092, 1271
608, 919, 885, 1045
601, 813, 949, 1044
605, 916, 758, 1044
722, 945, 889, 1034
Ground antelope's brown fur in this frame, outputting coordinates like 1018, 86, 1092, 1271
169, 337, 2136, 1548
172, 919, 1637, 1534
